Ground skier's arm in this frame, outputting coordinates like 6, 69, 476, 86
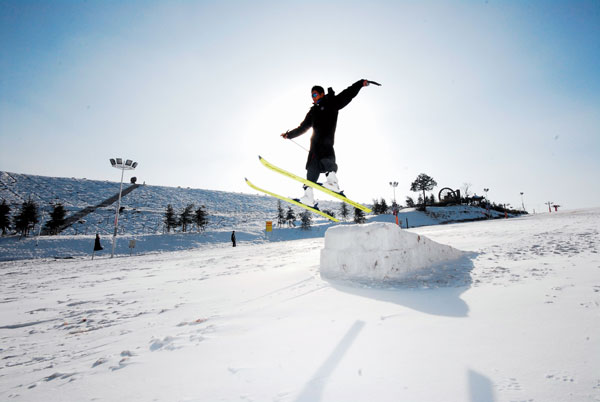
281, 110, 312, 139
333, 79, 369, 110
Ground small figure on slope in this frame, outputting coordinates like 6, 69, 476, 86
92, 233, 103, 260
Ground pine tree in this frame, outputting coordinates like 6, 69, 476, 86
340, 202, 349, 221
14, 198, 39, 238
405, 196, 415, 208
0, 199, 10, 235
323, 209, 336, 219
372, 198, 389, 215
44, 203, 66, 235
379, 198, 389, 214
372, 199, 381, 214
14, 206, 29, 237
164, 204, 177, 233
179, 204, 194, 233
410, 173, 437, 211
300, 210, 312, 230
194, 205, 209, 232
354, 207, 366, 224
276, 200, 285, 227
286, 207, 296, 227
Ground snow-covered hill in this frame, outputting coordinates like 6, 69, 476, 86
2, 171, 511, 261
1, 170, 338, 236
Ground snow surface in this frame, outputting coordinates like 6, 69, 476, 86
1, 208, 599, 401
321, 222, 465, 281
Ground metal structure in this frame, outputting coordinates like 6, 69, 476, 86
483, 188, 490, 216
109, 158, 138, 257
438, 187, 461, 204
389, 181, 398, 205
520, 192, 525, 211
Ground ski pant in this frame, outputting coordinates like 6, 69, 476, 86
306, 156, 337, 183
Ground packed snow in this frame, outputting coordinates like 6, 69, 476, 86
1, 207, 599, 401
321, 222, 465, 281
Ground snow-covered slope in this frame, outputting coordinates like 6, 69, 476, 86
1, 170, 344, 236
2, 171, 515, 261
1, 208, 598, 401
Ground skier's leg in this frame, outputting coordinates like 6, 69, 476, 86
320, 157, 340, 192
306, 158, 321, 183
320, 157, 338, 174
296, 157, 319, 207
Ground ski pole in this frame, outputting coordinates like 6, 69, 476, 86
289, 138, 309, 153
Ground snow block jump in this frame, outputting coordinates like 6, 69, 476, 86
320, 223, 465, 281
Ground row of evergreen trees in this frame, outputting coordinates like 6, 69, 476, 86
274, 200, 366, 230
163, 204, 209, 233
0, 199, 67, 238
1, 199, 213, 238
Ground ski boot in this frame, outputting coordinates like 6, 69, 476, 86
295, 185, 318, 209
323, 171, 341, 193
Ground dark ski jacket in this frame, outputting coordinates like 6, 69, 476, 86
94, 234, 103, 251
286, 80, 364, 169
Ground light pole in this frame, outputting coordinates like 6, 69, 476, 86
110, 158, 138, 258
389, 181, 398, 205
483, 188, 489, 217
520, 192, 525, 212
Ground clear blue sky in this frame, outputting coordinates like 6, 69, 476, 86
1, 0, 599, 212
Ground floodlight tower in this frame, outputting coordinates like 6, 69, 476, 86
109, 158, 138, 258
483, 188, 490, 217
389, 181, 398, 205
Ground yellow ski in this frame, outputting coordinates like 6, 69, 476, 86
245, 178, 340, 222
258, 155, 372, 213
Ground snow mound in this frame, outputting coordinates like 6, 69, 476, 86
320, 222, 465, 281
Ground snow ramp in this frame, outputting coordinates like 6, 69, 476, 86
320, 222, 465, 281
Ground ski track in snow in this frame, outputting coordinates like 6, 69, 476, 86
1, 209, 599, 401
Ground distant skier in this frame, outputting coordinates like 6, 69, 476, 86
281, 79, 377, 207
231, 231, 236, 247
92, 233, 103, 259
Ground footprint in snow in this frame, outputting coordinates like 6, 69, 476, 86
92, 357, 108, 368
110, 357, 133, 371
149, 336, 178, 351
546, 373, 575, 383
43, 372, 77, 382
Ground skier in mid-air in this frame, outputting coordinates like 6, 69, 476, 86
281, 79, 375, 207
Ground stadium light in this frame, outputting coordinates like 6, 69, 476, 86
389, 181, 398, 205
109, 158, 138, 258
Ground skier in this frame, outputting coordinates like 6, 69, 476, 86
281, 79, 373, 207
231, 231, 236, 247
